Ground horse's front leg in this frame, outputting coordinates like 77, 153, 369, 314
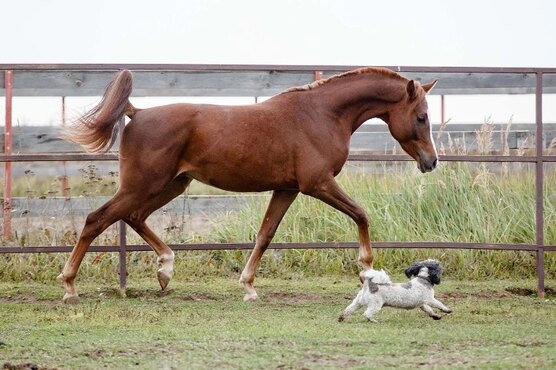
305, 177, 374, 271
239, 190, 298, 302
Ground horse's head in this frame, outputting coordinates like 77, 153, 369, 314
386, 79, 438, 173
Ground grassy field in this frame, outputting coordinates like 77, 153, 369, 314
0, 276, 555, 369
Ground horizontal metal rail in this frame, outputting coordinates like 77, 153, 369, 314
1, 153, 554, 163
1, 242, 554, 254
2, 63, 556, 74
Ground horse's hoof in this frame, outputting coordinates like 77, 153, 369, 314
62, 294, 80, 305
157, 269, 171, 291
243, 293, 258, 302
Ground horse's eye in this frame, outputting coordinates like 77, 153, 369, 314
417, 115, 427, 123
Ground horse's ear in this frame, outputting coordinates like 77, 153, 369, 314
406, 80, 417, 102
422, 80, 438, 94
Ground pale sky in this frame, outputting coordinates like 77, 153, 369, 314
1, 0, 555, 125
3, 0, 555, 66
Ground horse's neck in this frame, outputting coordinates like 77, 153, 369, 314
319, 74, 406, 133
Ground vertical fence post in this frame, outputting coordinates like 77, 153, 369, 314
535, 72, 545, 299
61, 96, 70, 198
314, 70, 323, 81
119, 219, 127, 297
440, 95, 445, 126
3, 70, 13, 241
118, 117, 127, 297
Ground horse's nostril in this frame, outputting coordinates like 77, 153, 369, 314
432, 158, 438, 169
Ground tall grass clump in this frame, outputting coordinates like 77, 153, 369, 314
204, 162, 554, 280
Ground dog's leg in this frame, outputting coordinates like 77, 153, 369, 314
421, 304, 442, 320
338, 299, 363, 322
362, 303, 381, 323
429, 298, 452, 314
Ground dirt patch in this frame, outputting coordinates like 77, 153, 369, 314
438, 290, 511, 300
296, 353, 368, 369
125, 288, 216, 301
265, 292, 323, 303
506, 287, 535, 296
173, 293, 216, 301
81, 287, 218, 302
428, 286, 556, 300
506, 286, 556, 297
0, 295, 59, 306
0, 287, 217, 304
79, 287, 172, 300
2, 363, 58, 370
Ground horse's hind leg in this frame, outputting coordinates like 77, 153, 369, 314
58, 192, 138, 303
124, 176, 192, 291
58, 172, 185, 303
240, 190, 298, 302
128, 224, 174, 290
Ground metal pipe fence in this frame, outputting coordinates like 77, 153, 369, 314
1, 64, 555, 297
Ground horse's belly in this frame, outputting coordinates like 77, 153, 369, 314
184, 160, 299, 193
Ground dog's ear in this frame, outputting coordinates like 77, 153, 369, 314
428, 265, 442, 285
430, 270, 441, 285
405, 263, 422, 278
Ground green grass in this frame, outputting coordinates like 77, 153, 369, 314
207, 163, 556, 279
214, 163, 555, 245
1, 277, 555, 369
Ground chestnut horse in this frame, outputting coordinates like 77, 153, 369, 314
60, 67, 438, 303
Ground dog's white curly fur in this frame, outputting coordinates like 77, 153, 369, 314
339, 259, 452, 323
361, 269, 392, 284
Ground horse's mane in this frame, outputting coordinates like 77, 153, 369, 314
281, 67, 407, 94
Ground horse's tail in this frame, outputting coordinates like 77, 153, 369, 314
63, 69, 137, 153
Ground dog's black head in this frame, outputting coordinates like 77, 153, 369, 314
404, 259, 443, 285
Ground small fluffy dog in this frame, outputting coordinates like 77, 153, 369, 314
339, 259, 452, 322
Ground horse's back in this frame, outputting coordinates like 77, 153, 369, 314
119, 101, 303, 192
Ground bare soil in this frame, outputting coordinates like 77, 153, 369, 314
2, 363, 58, 370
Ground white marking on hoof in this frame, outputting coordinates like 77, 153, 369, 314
157, 253, 174, 291
240, 277, 258, 302
243, 293, 259, 302
58, 273, 79, 303
157, 269, 171, 291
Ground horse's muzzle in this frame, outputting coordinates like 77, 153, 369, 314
418, 156, 438, 173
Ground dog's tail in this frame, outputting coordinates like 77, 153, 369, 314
362, 269, 392, 285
